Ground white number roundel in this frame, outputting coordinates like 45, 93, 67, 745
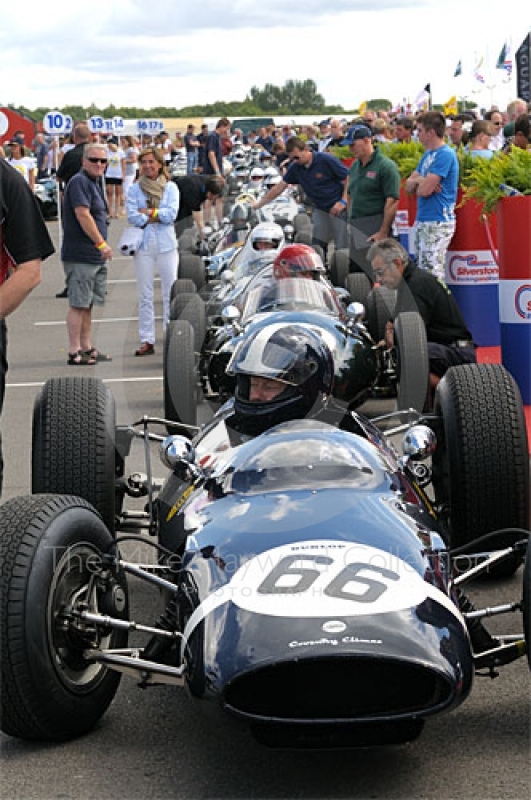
228, 540, 429, 617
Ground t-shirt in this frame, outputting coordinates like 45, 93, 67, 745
184, 133, 198, 153
7, 156, 36, 185
416, 144, 458, 223
347, 147, 400, 219
61, 170, 108, 265
0, 160, 55, 285
204, 131, 222, 175
105, 148, 125, 180
283, 151, 348, 211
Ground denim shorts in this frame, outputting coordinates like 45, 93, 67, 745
64, 261, 107, 308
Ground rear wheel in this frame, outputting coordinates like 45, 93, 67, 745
170, 292, 206, 349
32, 377, 116, 534
179, 231, 196, 253
294, 230, 312, 246
293, 213, 311, 233
0, 494, 128, 741
346, 272, 372, 308
394, 312, 429, 412
365, 286, 397, 342
163, 320, 197, 429
433, 364, 530, 574
170, 278, 197, 302
329, 249, 350, 288
179, 253, 205, 290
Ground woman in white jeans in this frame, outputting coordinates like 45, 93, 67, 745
126, 147, 179, 356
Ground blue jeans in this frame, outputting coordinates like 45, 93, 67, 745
187, 152, 198, 174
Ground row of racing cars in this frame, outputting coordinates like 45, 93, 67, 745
1, 182, 530, 752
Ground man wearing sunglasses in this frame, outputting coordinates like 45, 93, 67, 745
61, 143, 112, 365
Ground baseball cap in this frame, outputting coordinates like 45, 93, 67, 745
341, 124, 373, 145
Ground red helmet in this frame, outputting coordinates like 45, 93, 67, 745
273, 244, 326, 279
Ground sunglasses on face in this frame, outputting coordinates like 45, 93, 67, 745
87, 157, 108, 164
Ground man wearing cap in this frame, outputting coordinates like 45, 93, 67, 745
341, 124, 400, 277
251, 136, 349, 261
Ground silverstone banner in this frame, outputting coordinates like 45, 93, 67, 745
516, 33, 530, 102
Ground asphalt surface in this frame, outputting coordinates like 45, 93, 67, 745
1, 216, 529, 800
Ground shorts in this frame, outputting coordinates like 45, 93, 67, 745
105, 177, 123, 186
64, 261, 107, 308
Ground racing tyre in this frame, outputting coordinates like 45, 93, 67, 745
524, 544, 531, 669
394, 311, 429, 412
329, 249, 350, 288
170, 278, 197, 302
293, 212, 311, 233
433, 364, 530, 576
163, 320, 197, 429
179, 231, 196, 253
346, 272, 372, 308
170, 292, 206, 349
0, 494, 128, 741
32, 377, 116, 534
365, 286, 397, 342
179, 253, 205, 290
294, 230, 312, 246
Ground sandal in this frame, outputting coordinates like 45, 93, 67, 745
68, 350, 96, 366
135, 342, 155, 357
83, 347, 112, 362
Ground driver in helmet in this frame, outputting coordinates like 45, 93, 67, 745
219, 322, 364, 440
272, 243, 326, 280
250, 222, 284, 252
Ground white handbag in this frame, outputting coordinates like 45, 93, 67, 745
118, 226, 144, 256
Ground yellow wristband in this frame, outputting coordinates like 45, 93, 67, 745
95, 241, 107, 250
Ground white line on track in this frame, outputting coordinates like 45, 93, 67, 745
34, 316, 162, 326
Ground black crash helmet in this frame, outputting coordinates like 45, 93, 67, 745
226, 323, 334, 436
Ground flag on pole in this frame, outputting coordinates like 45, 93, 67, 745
496, 41, 513, 77
414, 84, 431, 110
473, 56, 485, 84
454, 60, 462, 77
516, 33, 531, 101
443, 96, 458, 116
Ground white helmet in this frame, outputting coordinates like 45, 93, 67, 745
263, 166, 279, 179
250, 222, 284, 251
249, 166, 264, 184
232, 149, 247, 166
264, 173, 283, 191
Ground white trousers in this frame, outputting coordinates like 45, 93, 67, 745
134, 241, 178, 345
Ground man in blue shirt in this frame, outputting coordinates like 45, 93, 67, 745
251, 137, 349, 260
405, 111, 458, 280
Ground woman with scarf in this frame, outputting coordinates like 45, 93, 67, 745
126, 147, 179, 356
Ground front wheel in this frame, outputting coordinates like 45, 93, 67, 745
433, 364, 529, 575
0, 494, 128, 741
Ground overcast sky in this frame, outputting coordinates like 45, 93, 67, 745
1, 0, 529, 114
